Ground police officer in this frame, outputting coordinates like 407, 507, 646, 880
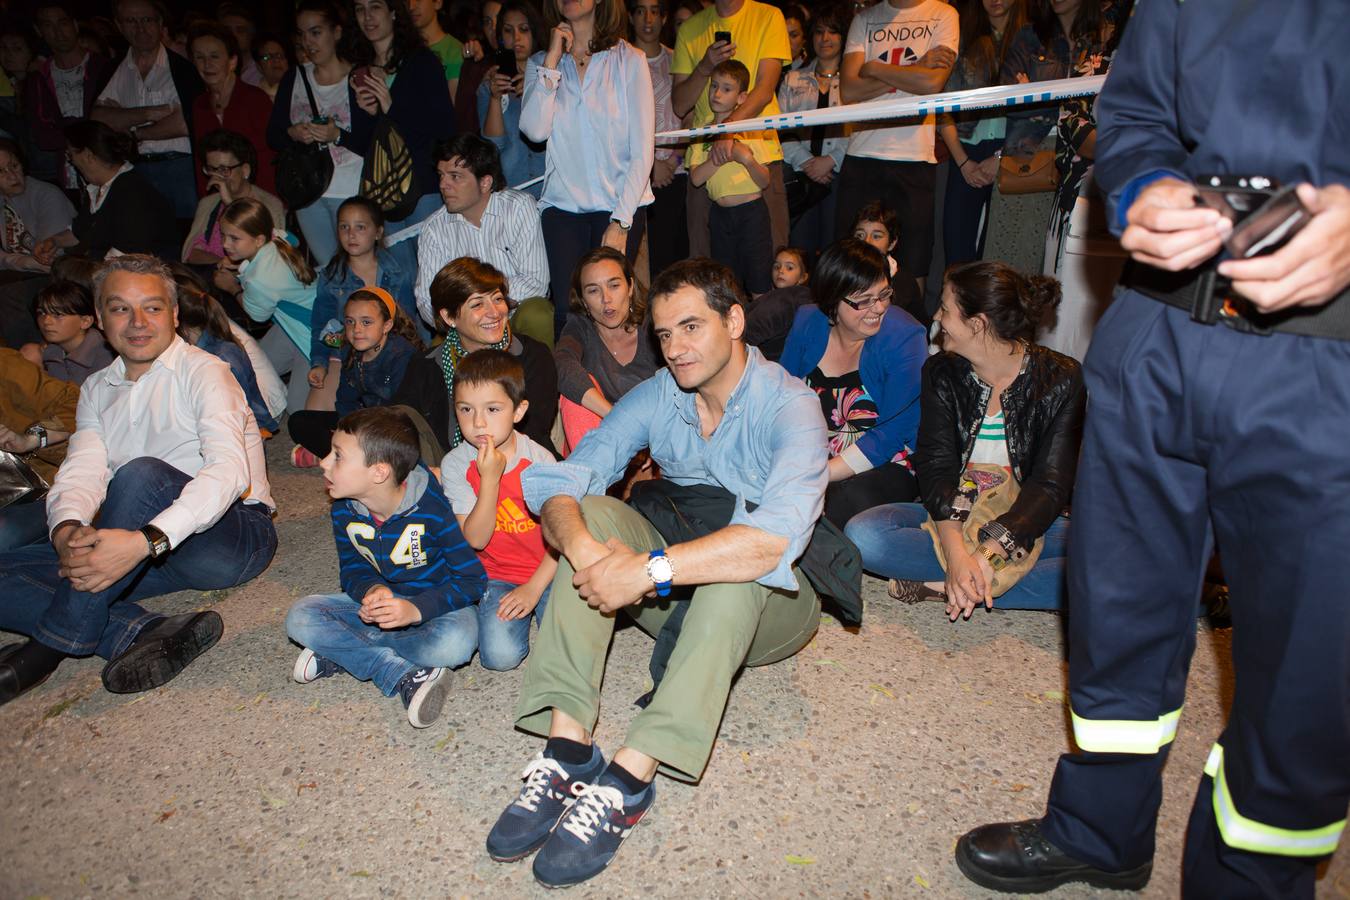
952, 0, 1350, 895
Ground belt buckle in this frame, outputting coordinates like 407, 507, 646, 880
1216, 294, 1273, 336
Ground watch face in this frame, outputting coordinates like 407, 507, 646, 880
647, 556, 674, 584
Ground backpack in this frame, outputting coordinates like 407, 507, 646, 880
361, 116, 420, 222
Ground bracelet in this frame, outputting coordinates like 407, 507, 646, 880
958, 158, 973, 169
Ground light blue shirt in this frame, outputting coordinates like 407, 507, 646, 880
521, 346, 829, 590
519, 41, 655, 228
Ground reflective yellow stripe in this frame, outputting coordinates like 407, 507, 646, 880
1205, 744, 1346, 857
1070, 706, 1182, 754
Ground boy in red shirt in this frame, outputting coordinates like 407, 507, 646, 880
441, 349, 558, 669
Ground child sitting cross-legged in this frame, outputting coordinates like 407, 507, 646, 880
440, 349, 557, 671
285, 407, 487, 728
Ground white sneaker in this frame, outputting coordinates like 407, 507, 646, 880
292, 648, 340, 684
397, 667, 450, 728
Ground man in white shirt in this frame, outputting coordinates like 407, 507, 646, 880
0, 255, 277, 707
836, 0, 958, 294
416, 135, 554, 347
90, 0, 204, 219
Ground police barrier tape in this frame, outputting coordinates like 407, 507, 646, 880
384, 74, 1106, 247
657, 74, 1107, 142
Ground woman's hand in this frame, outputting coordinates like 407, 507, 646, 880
545, 22, 573, 69
310, 118, 340, 143
486, 65, 506, 98
944, 548, 993, 621
802, 155, 836, 185
287, 122, 317, 143
354, 69, 392, 115
464, 38, 485, 62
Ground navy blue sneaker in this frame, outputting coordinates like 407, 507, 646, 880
292, 648, 340, 684
486, 744, 606, 863
531, 769, 655, 888
395, 667, 450, 728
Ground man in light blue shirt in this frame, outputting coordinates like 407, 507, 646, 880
485, 259, 827, 888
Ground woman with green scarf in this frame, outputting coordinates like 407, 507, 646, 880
393, 257, 559, 455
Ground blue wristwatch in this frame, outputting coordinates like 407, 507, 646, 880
645, 549, 675, 597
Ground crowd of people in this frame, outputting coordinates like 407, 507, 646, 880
0, 0, 1345, 895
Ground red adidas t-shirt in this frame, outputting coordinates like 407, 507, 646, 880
442, 433, 555, 585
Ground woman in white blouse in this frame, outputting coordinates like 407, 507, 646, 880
776, 3, 852, 258
520, 0, 654, 336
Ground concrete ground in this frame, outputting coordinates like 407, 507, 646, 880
2, 438, 1347, 899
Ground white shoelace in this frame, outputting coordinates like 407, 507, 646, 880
561, 784, 625, 843
513, 755, 572, 813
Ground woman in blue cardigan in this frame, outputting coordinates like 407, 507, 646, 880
781, 238, 927, 527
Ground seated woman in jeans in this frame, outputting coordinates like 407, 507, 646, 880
844, 260, 1084, 618
780, 238, 926, 527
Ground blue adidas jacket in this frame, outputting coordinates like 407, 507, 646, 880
331, 464, 486, 621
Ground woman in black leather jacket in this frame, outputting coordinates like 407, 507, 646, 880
844, 260, 1085, 620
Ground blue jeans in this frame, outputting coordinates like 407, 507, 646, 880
541, 206, 647, 335
0, 458, 278, 658
295, 195, 348, 268
478, 578, 550, 671
0, 499, 49, 553
286, 592, 478, 694
942, 138, 1003, 266
844, 502, 1070, 611
135, 155, 197, 219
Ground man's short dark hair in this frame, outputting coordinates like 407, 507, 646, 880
455, 349, 527, 408
851, 201, 900, 244
200, 129, 257, 181
432, 134, 504, 192
335, 407, 421, 484
649, 258, 747, 318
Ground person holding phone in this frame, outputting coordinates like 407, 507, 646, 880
952, 0, 1350, 895
671, 0, 792, 257
478, 0, 546, 196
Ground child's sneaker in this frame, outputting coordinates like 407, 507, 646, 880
291, 445, 321, 468
396, 666, 449, 728
292, 647, 340, 684
531, 768, 655, 888
486, 743, 606, 863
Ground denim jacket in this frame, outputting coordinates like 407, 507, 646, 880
336, 333, 417, 417
196, 330, 281, 434
311, 241, 420, 365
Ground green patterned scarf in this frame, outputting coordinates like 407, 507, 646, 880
439, 324, 512, 448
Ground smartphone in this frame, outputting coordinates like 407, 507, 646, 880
493, 46, 518, 79
1193, 176, 1310, 258
350, 64, 372, 87
714, 30, 732, 45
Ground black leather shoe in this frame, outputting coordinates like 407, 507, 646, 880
0, 642, 58, 706
101, 612, 224, 694
955, 818, 1152, 893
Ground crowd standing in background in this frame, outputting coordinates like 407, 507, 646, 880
1, 0, 1345, 896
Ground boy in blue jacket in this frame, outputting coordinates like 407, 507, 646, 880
286, 407, 487, 728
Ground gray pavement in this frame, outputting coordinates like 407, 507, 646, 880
2, 439, 1347, 898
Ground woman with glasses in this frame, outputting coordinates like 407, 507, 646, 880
780, 238, 926, 527
182, 129, 285, 269
188, 22, 278, 196
844, 260, 1083, 618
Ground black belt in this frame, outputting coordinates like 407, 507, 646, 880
1121, 260, 1350, 341
137, 151, 190, 162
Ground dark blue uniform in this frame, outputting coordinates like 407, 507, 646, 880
1039, 0, 1350, 895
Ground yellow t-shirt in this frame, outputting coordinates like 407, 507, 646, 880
672, 0, 788, 161
687, 129, 775, 202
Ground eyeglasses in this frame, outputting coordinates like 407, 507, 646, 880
119, 15, 161, 27
257, 53, 284, 62
202, 162, 245, 176
840, 287, 893, 311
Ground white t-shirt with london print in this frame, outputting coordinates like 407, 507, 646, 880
843, 0, 959, 163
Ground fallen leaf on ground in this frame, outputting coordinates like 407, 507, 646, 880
434, 730, 457, 751
1008, 783, 1028, 793
785, 855, 815, 865
350, 871, 372, 878
259, 786, 286, 809
296, 781, 318, 795
156, 809, 176, 823
914, 873, 930, 888
813, 659, 844, 669
44, 695, 83, 719
1043, 690, 1064, 701
869, 684, 895, 699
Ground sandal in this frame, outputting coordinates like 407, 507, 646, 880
887, 579, 947, 605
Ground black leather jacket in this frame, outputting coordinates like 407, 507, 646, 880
914, 345, 1085, 552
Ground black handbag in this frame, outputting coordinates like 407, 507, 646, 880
784, 167, 832, 222
274, 66, 336, 211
